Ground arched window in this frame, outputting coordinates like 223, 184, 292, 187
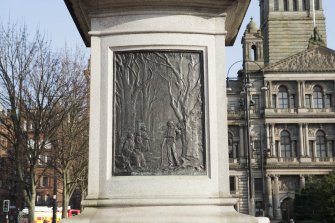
280, 131, 291, 157
251, 45, 258, 61
313, 86, 323, 108
316, 131, 326, 157
278, 86, 289, 108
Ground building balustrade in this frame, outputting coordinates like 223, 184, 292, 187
264, 107, 335, 117
265, 156, 335, 164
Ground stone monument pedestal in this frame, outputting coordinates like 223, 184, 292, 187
63, 0, 256, 222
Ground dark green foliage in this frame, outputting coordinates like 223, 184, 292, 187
294, 173, 335, 222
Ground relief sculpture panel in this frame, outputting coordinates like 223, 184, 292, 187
113, 51, 206, 176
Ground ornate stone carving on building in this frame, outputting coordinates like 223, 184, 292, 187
229, 126, 240, 137
275, 124, 297, 138
113, 51, 206, 176
265, 46, 335, 73
308, 124, 319, 137
279, 176, 299, 191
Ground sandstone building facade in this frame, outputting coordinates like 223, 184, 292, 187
228, 0, 335, 221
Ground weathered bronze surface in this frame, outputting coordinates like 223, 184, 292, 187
113, 51, 206, 176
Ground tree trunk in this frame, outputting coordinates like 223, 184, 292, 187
180, 118, 201, 168
62, 171, 69, 218
28, 190, 36, 223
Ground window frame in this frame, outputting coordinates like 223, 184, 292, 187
278, 86, 289, 109
313, 86, 323, 108
316, 131, 327, 157
280, 131, 292, 157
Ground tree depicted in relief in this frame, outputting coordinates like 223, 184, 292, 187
113, 51, 205, 175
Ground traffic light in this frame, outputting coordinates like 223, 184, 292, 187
3, 200, 10, 212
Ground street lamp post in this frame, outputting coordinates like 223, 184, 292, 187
227, 59, 268, 216
52, 167, 57, 223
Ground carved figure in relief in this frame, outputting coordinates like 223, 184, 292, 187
114, 51, 206, 175
140, 126, 150, 152
135, 133, 145, 152
161, 121, 181, 167
122, 133, 147, 168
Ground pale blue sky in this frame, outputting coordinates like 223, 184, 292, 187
0, 0, 334, 76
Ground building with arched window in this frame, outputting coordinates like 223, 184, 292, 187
227, 0, 335, 221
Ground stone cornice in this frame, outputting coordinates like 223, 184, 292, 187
64, 0, 250, 47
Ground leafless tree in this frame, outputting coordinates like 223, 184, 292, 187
51, 47, 89, 218
0, 22, 72, 223
154, 52, 203, 168
114, 53, 155, 150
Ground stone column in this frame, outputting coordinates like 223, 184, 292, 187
302, 81, 305, 107
297, 81, 301, 108
235, 176, 240, 194
288, 0, 293, 11
264, 81, 268, 109
266, 175, 274, 219
271, 124, 276, 156
299, 123, 304, 156
269, 81, 273, 108
299, 175, 306, 192
291, 141, 295, 157
233, 143, 237, 158
266, 124, 270, 153
313, 140, 317, 159
305, 124, 310, 156
273, 176, 282, 219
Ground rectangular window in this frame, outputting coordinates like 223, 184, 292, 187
325, 94, 332, 108
255, 201, 264, 217
274, 0, 279, 11
36, 194, 42, 205
41, 176, 49, 187
314, 0, 320, 10
254, 178, 263, 192
252, 94, 260, 113
38, 155, 50, 165
230, 176, 236, 192
328, 141, 333, 157
229, 104, 236, 113
290, 94, 295, 108
253, 140, 261, 159
284, 0, 289, 11
302, 0, 308, 10
293, 0, 298, 11
272, 94, 277, 108
305, 94, 311, 108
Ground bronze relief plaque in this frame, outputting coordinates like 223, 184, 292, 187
113, 51, 206, 176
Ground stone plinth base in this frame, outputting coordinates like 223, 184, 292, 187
61, 205, 257, 223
